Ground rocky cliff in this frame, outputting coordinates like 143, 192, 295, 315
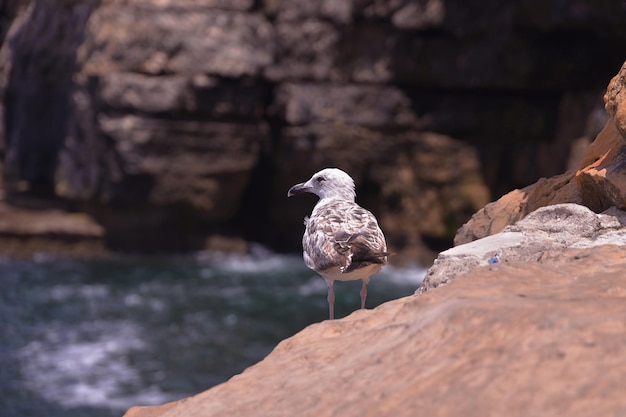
2, 0, 626, 257
120, 60, 626, 416
454, 60, 626, 245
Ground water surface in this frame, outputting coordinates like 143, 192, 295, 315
0, 247, 425, 416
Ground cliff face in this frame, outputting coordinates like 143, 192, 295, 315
2, 0, 626, 256
121, 60, 626, 417
455, 60, 626, 245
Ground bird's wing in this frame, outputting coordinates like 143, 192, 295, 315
303, 200, 388, 274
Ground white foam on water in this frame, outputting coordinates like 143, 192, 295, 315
381, 264, 427, 287
18, 320, 182, 411
297, 276, 328, 296
49, 283, 109, 302
196, 245, 304, 275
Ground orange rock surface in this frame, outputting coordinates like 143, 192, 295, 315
125, 244, 626, 417
455, 60, 626, 245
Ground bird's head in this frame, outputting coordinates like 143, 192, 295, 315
287, 168, 356, 202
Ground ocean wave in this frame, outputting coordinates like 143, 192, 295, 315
382, 264, 427, 287
195, 245, 306, 274
18, 320, 182, 411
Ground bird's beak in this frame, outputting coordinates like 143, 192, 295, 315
287, 182, 312, 197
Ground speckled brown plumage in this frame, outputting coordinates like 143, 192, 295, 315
288, 168, 388, 319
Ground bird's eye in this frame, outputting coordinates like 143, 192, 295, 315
316, 176, 325, 183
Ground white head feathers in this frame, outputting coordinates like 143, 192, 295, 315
287, 168, 356, 202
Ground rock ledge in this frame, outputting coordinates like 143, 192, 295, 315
124, 202, 626, 417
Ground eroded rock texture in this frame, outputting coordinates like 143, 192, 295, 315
455, 61, 626, 246
2, 1, 626, 255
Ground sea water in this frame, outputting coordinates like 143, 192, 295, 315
0, 246, 425, 416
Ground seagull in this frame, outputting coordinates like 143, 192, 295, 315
287, 168, 388, 320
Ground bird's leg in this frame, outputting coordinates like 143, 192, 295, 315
360, 279, 367, 310
326, 280, 335, 320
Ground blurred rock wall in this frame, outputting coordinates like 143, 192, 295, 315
1, 0, 625, 257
